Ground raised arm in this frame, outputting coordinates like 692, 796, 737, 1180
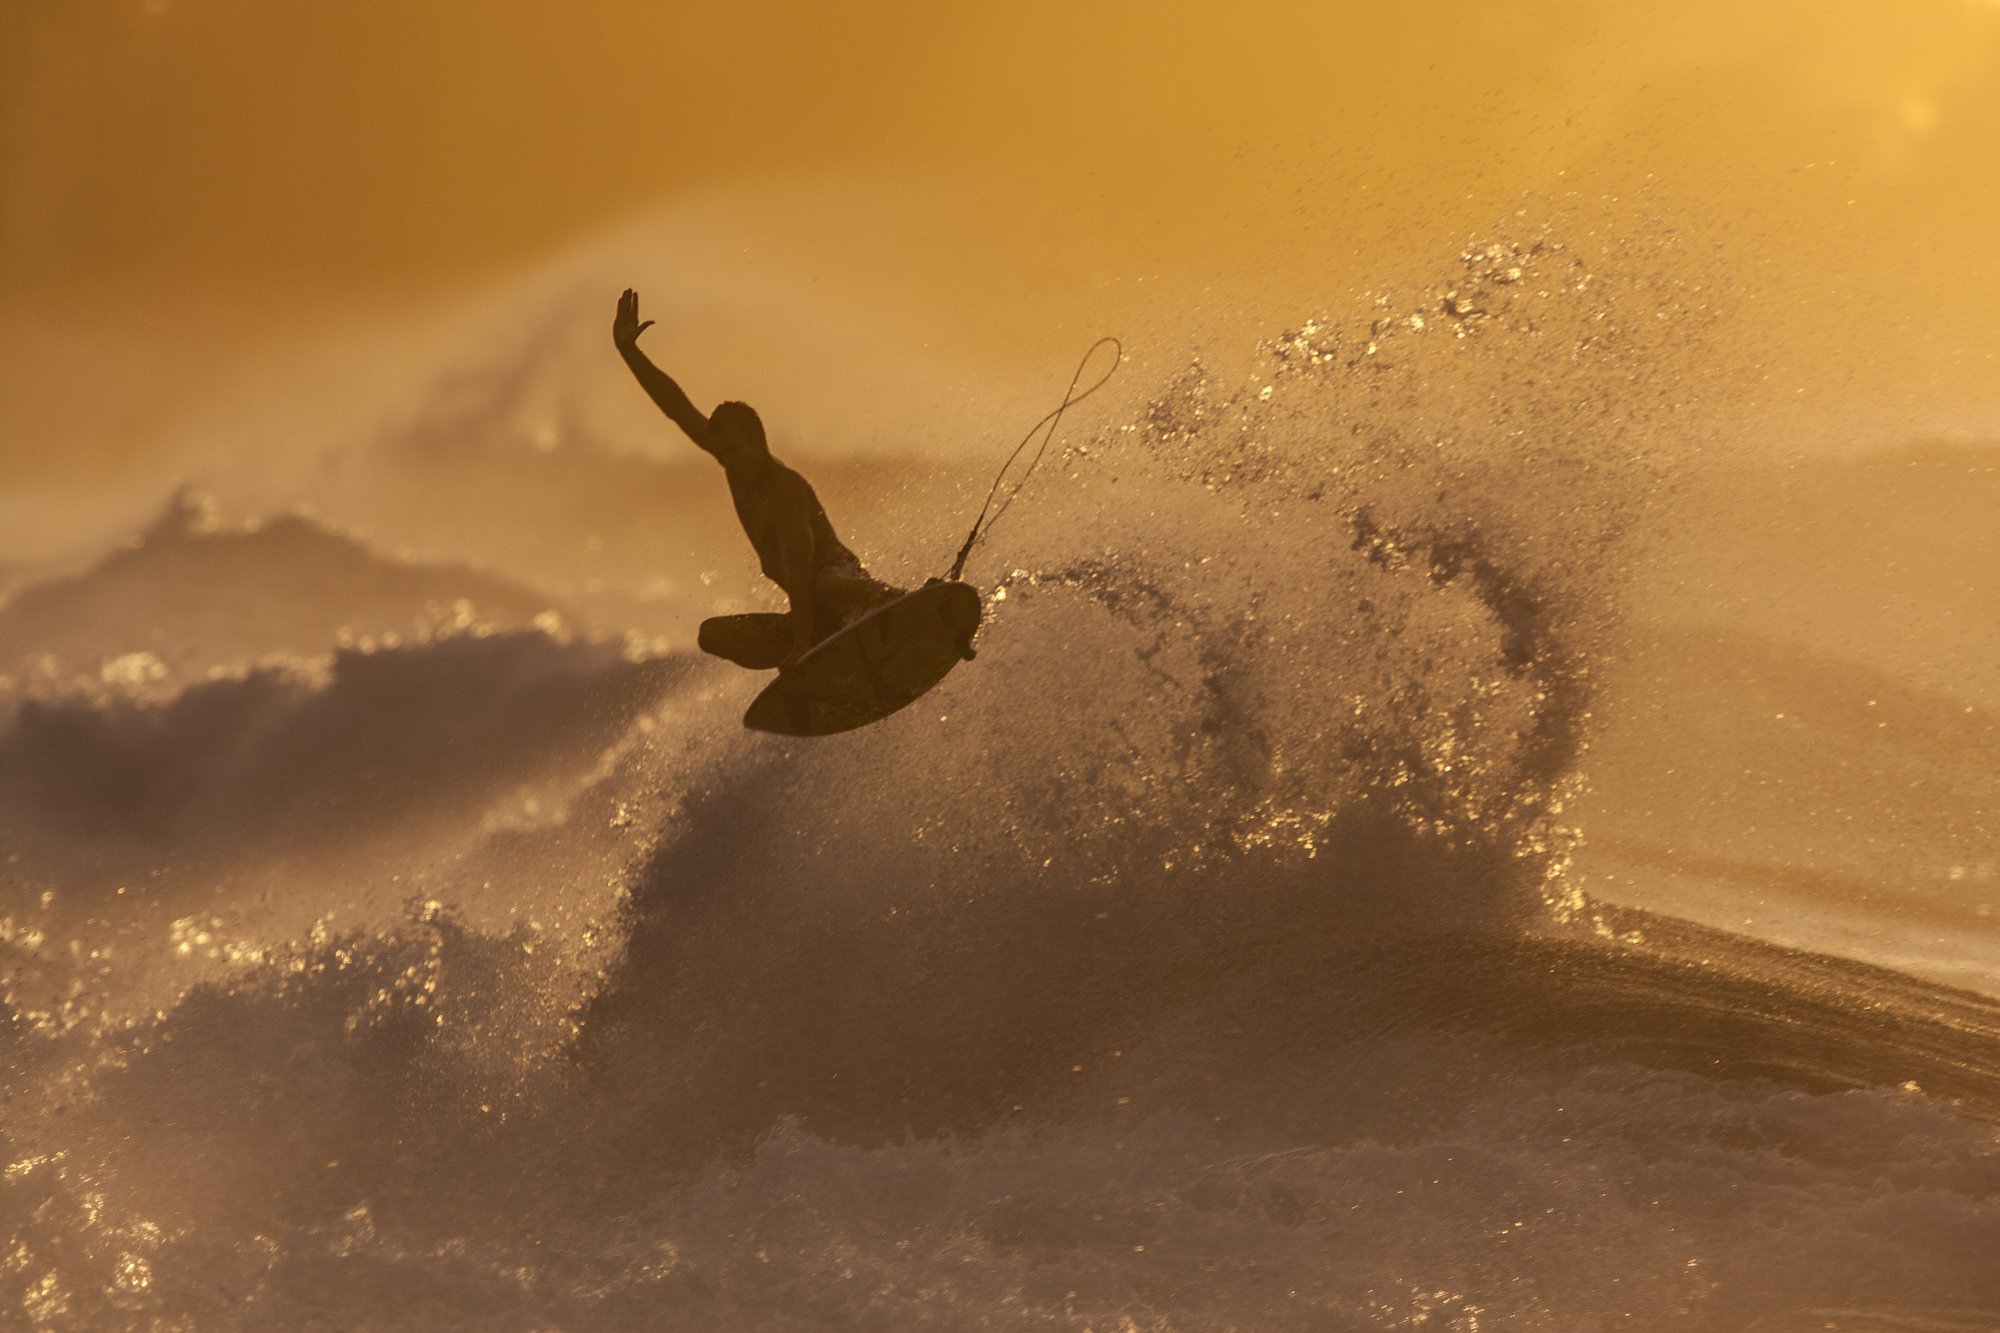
612, 289, 715, 454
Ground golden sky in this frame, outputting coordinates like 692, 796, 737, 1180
3, 0, 1997, 483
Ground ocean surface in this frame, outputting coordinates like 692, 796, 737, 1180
3, 219, 1997, 1332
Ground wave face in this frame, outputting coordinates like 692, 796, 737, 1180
3, 225, 1999, 1331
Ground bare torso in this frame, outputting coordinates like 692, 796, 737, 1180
724, 458, 861, 589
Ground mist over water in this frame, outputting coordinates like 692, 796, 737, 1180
0, 196, 1996, 1330
5, 2, 2000, 1326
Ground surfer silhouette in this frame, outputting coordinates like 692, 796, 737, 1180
614, 288, 904, 669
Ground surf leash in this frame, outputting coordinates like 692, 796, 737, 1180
944, 335, 1123, 582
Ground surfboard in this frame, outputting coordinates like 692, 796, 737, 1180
742, 580, 982, 737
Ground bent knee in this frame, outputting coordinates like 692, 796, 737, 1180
698, 614, 791, 670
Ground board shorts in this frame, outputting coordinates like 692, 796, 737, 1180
697, 559, 906, 670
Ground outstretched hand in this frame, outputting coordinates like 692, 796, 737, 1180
612, 288, 654, 350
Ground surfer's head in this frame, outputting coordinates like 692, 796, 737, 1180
708, 401, 769, 463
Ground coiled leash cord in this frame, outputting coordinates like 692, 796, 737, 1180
944, 336, 1123, 582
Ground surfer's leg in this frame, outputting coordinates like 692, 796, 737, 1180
696, 613, 792, 669
815, 568, 905, 632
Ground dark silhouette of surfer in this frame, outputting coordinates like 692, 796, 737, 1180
614, 289, 904, 669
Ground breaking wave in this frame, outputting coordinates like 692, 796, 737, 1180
3, 222, 1998, 1330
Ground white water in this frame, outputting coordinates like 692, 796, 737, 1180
1, 202, 1997, 1330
